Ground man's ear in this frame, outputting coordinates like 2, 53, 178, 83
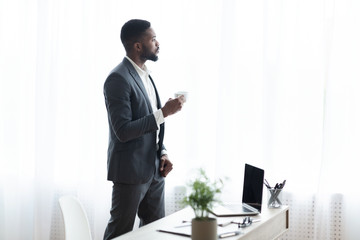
134, 42, 142, 52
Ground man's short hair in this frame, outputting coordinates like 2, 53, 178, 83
120, 19, 151, 52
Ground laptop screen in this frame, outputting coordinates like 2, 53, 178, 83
242, 163, 265, 212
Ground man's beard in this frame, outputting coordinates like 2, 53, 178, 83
141, 46, 159, 62
147, 54, 158, 62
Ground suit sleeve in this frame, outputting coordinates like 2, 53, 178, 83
104, 73, 158, 143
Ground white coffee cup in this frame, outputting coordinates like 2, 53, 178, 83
174, 91, 188, 101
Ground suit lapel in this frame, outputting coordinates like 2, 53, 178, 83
149, 75, 161, 109
149, 75, 165, 150
123, 58, 153, 113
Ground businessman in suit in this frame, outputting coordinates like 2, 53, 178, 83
103, 19, 186, 239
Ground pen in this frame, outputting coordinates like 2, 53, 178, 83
156, 229, 191, 237
219, 231, 242, 238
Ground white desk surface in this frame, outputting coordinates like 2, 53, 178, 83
113, 204, 289, 240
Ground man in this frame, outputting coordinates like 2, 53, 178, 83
103, 19, 185, 240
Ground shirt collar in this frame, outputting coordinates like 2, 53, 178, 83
125, 56, 151, 78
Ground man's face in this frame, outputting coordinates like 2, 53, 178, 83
140, 28, 160, 62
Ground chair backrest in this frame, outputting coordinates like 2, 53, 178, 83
59, 196, 92, 240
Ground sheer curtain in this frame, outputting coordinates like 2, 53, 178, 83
1, 0, 359, 239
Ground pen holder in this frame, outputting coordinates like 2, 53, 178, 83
267, 188, 282, 208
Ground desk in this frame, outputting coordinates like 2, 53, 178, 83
113, 205, 289, 240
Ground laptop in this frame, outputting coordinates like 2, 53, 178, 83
209, 163, 265, 217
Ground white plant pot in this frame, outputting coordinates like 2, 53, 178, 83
191, 218, 217, 240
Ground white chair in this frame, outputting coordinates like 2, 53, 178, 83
59, 196, 92, 240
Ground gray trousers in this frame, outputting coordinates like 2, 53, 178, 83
103, 158, 165, 240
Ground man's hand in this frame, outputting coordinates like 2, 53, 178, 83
159, 154, 173, 177
161, 96, 186, 118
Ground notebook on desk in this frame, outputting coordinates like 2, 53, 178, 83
210, 163, 264, 217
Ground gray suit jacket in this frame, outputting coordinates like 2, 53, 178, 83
104, 57, 165, 184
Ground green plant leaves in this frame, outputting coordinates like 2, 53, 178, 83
182, 169, 223, 220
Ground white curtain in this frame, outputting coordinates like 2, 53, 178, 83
1, 0, 359, 239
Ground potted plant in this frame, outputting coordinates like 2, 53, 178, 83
182, 169, 223, 240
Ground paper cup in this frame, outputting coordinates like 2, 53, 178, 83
174, 91, 188, 101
